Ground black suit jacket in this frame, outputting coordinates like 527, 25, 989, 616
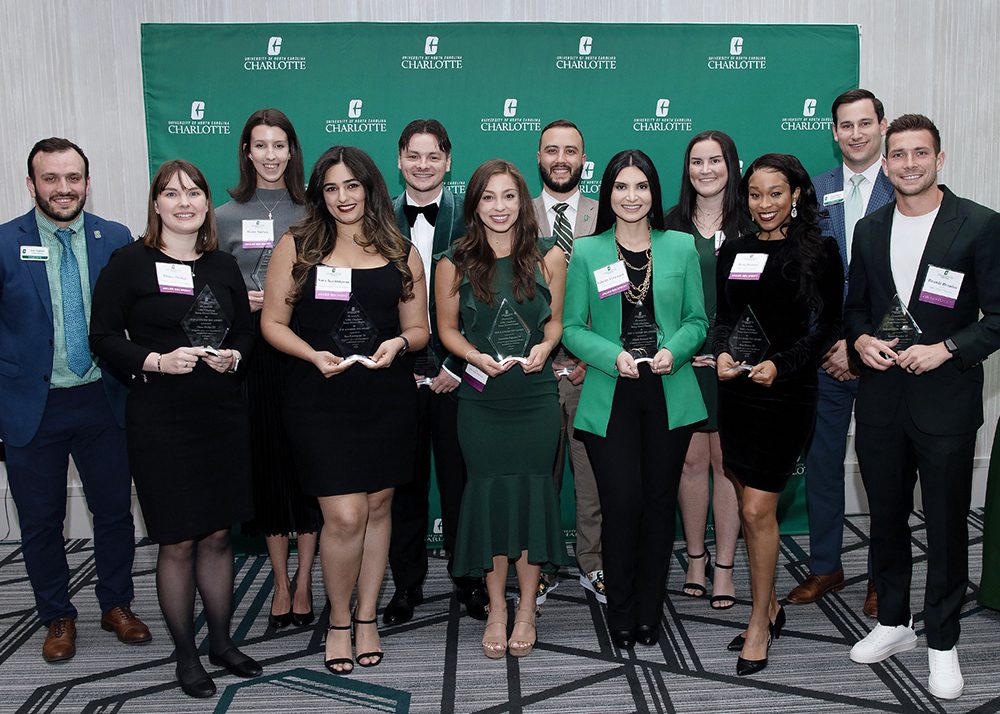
844, 185, 1000, 435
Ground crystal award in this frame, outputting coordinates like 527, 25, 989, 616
727, 306, 770, 370
331, 295, 379, 367
251, 247, 272, 290
181, 285, 230, 350
621, 301, 661, 364
488, 297, 531, 365
875, 294, 922, 351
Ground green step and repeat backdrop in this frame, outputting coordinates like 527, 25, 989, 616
142, 22, 860, 542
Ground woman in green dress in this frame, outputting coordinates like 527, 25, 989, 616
665, 130, 753, 609
436, 159, 567, 660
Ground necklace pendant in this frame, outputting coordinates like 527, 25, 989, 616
267, 212, 272, 220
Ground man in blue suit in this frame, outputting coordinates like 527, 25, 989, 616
0, 138, 149, 662
787, 90, 894, 617
383, 120, 488, 625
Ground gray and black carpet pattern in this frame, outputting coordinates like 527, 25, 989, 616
1, 512, 997, 713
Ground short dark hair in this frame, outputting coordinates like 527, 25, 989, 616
885, 113, 941, 154
228, 108, 307, 204
831, 89, 885, 124
539, 119, 585, 151
397, 119, 452, 155
595, 149, 665, 235
27, 137, 89, 181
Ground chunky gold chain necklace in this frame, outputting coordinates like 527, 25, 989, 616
616, 241, 652, 304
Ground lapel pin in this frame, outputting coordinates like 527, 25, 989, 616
94, 230, 102, 240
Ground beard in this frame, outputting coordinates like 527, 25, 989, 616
35, 191, 87, 224
539, 162, 583, 194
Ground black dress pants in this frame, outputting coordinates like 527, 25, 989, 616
581, 369, 693, 632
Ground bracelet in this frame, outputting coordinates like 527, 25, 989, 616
156, 353, 162, 373
464, 348, 478, 362
397, 335, 410, 356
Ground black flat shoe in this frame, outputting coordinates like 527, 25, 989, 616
292, 609, 315, 627
176, 661, 216, 698
382, 587, 423, 626
208, 647, 263, 678
324, 623, 354, 675
635, 624, 659, 646
610, 628, 636, 649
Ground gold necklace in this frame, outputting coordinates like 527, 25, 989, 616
616, 241, 652, 305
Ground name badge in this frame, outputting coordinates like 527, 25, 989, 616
919, 265, 964, 308
242, 219, 274, 249
823, 190, 845, 206
729, 253, 768, 281
594, 260, 630, 299
463, 363, 488, 392
155, 262, 195, 295
315, 266, 351, 301
20, 246, 49, 261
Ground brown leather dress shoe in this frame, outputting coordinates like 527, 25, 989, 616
787, 569, 845, 604
43, 617, 76, 662
863, 579, 879, 618
101, 606, 152, 644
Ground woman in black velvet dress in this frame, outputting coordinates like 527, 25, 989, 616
713, 154, 843, 676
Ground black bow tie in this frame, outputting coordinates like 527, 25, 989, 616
403, 203, 439, 227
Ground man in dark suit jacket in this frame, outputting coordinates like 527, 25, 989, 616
845, 115, 1000, 701
789, 90, 894, 617
383, 120, 487, 625
531, 119, 603, 604
0, 138, 150, 662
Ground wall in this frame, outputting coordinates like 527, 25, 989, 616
0, 0, 997, 538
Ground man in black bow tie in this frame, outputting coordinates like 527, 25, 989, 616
385, 120, 488, 625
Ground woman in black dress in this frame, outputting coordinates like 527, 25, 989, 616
216, 108, 321, 629
90, 160, 260, 698
261, 146, 428, 674
713, 154, 843, 675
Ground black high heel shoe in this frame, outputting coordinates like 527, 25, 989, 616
681, 552, 710, 598
269, 594, 293, 629
727, 605, 786, 651
736, 632, 772, 676
352, 612, 384, 667
324, 623, 354, 675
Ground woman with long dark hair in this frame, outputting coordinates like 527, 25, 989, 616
90, 160, 260, 697
563, 149, 708, 648
261, 146, 429, 674
216, 108, 320, 630
665, 131, 753, 609
713, 153, 843, 675
436, 159, 567, 660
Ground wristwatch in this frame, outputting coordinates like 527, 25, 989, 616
944, 337, 959, 356
397, 335, 410, 356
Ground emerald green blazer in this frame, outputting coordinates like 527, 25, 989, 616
563, 228, 708, 437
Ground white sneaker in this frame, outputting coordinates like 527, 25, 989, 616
849, 619, 917, 664
579, 570, 607, 604
927, 647, 964, 699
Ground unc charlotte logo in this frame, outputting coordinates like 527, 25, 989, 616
656, 99, 670, 118
424, 35, 438, 55
267, 36, 282, 55
348, 99, 363, 118
579, 36, 593, 55
730, 36, 743, 55
503, 98, 517, 117
803, 98, 817, 117
581, 161, 594, 180
190, 101, 205, 120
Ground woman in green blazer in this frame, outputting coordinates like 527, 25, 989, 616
563, 149, 708, 648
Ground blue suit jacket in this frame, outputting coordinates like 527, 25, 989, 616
0, 210, 131, 446
813, 165, 895, 282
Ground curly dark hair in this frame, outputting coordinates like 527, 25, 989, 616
450, 159, 544, 306
286, 146, 413, 305
740, 153, 826, 311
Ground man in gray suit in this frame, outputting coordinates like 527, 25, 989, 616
787, 90, 894, 618
532, 119, 603, 604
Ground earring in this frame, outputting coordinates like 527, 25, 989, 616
791, 202, 798, 219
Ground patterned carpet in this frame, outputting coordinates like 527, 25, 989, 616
1, 512, 997, 713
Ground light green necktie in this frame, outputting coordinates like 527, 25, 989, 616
844, 173, 865, 261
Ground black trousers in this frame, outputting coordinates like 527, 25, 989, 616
580, 369, 693, 631
388, 386, 468, 590
855, 403, 976, 650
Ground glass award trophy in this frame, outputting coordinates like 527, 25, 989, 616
621, 301, 661, 364
875, 294, 922, 351
331, 295, 379, 367
251, 248, 272, 290
697, 308, 717, 360
727, 306, 770, 370
182, 285, 231, 353
488, 298, 531, 365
